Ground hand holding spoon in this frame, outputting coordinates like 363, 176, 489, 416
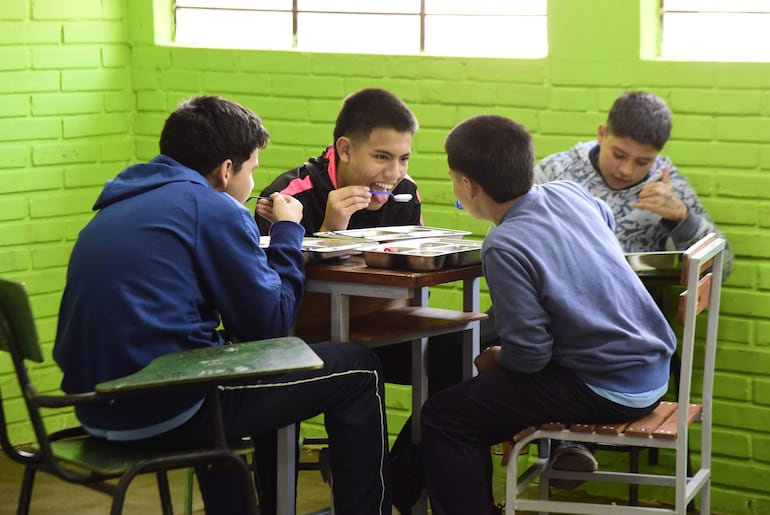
371, 191, 413, 202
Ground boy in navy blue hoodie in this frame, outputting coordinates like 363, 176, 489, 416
53, 96, 392, 515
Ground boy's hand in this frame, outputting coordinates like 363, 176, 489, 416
629, 165, 688, 223
474, 346, 502, 374
319, 186, 373, 231
255, 193, 303, 225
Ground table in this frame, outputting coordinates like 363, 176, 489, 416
278, 256, 485, 515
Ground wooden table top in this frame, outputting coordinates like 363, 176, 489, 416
305, 255, 483, 288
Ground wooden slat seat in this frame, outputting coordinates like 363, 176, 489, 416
296, 306, 487, 346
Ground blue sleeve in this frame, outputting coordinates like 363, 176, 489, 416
198, 200, 306, 341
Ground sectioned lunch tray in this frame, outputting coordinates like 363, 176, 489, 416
358, 238, 483, 271
260, 236, 362, 262
624, 251, 683, 278
313, 225, 471, 243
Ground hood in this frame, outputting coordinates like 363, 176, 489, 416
93, 155, 210, 210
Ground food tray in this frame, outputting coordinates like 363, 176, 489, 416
313, 225, 471, 243
359, 238, 483, 271
260, 237, 362, 263
624, 251, 683, 277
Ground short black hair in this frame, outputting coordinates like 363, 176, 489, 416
445, 115, 534, 203
333, 88, 418, 143
159, 95, 270, 176
606, 91, 672, 150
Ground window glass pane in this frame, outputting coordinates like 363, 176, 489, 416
297, 13, 420, 54
177, 0, 291, 9
175, 9, 293, 49
662, 12, 770, 61
297, 0, 420, 14
425, 15, 547, 58
664, 0, 770, 13
425, 0, 546, 16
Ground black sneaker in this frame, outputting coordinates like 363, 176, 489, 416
548, 441, 598, 490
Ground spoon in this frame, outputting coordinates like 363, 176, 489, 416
371, 191, 413, 202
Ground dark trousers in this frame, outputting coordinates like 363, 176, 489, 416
419, 362, 658, 515
128, 342, 391, 515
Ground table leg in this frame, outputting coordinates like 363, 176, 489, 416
277, 424, 296, 515
462, 276, 481, 380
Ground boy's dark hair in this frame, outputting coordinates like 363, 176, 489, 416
160, 95, 270, 176
333, 88, 418, 144
606, 91, 672, 150
445, 115, 534, 203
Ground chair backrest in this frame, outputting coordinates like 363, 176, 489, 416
674, 234, 725, 441
0, 278, 43, 363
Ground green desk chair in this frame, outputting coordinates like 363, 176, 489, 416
0, 277, 323, 515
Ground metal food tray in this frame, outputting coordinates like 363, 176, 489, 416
260, 237, 362, 262
313, 225, 471, 243
624, 251, 683, 277
359, 238, 483, 271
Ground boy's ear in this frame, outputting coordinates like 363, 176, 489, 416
207, 159, 233, 192
597, 124, 607, 142
336, 137, 351, 164
463, 174, 479, 198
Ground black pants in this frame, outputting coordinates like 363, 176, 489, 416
419, 363, 659, 515
124, 342, 391, 515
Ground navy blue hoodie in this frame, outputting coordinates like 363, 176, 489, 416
54, 155, 305, 436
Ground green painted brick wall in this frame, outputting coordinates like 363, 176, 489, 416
1, 0, 769, 511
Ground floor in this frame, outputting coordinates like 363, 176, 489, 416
0, 444, 699, 514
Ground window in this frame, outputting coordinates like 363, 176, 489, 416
661, 0, 770, 61
173, 0, 548, 58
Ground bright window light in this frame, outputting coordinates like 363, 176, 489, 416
173, 0, 548, 58
661, 0, 770, 61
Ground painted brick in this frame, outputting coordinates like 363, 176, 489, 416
550, 60, 634, 87
136, 91, 168, 112
101, 45, 130, 68
170, 48, 239, 72
719, 316, 755, 345
706, 198, 756, 226
0, 47, 29, 71
666, 141, 760, 169
62, 21, 127, 44
131, 47, 172, 69
754, 380, 770, 406
408, 155, 448, 180
0, 0, 26, 20
309, 54, 388, 78
0, 168, 62, 194
457, 106, 539, 134
61, 69, 132, 91
671, 88, 764, 116
716, 116, 770, 143
239, 51, 312, 74
716, 346, 770, 375
386, 57, 466, 81
0, 70, 60, 93
410, 103, 458, 129
201, 72, 272, 95
762, 204, 770, 228
549, 88, 601, 112
0, 94, 30, 117
535, 134, 594, 158
722, 290, 770, 318
0, 250, 30, 273
307, 99, 341, 124
271, 75, 345, 99
0, 145, 30, 169
345, 79, 420, 104
759, 264, 770, 290
62, 113, 131, 138
65, 215, 96, 240
31, 244, 74, 269
31, 191, 102, 218
0, 196, 27, 221
0, 220, 65, 246
63, 163, 118, 188
634, 62, 717, 88
31, 45, 101, 69
104, 91, 133, 112
0, 22, 62, 44
671, 114, 715, 141
758, 321, 770, 347
31, 92, 103, 116
33, 142, 101, 166
130, 69, 160, 90
238, 95, 310, 122
715, 63, 770, 89
32, 0, 104, 20
538, 110, 604, 136
714, 373, 751, 401
755, 436, 770, 463
0, 117, 61, 142
267, 121, 329, 147
711, 457, 770, 493
103, 0, 125, 20
466, 59, 546, 85
132, 113, 166, 137
99, 140, 134, 163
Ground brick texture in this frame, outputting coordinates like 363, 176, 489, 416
1, 0, 769, 511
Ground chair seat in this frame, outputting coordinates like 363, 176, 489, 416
26, 436, 256, 477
